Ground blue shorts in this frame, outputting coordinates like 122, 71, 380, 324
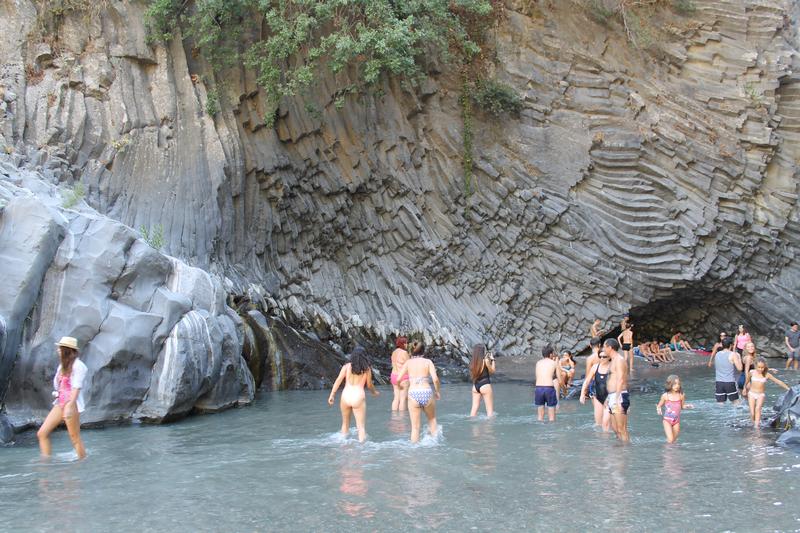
788, 347, 800, 361
534, 386, 558, 407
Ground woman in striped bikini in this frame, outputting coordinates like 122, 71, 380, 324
395, 341, 441, 443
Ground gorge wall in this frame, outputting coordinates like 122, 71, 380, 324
1, 0, 800, 433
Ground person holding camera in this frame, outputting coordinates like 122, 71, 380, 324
469, 344, 496, 417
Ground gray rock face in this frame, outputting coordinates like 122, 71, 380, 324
1, 1, 800, 367
0, 165, 254, 432
771, 384, 800, 432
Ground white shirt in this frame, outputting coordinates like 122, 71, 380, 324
52, 359, 88, 413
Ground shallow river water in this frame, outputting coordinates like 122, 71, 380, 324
2, 364, 799, 532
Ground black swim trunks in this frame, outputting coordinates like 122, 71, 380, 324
622, 343, 632, 351
715, 381, 738, 402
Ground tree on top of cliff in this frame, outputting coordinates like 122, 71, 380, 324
144, 0, 503, 124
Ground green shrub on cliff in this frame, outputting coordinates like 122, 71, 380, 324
145, 0, 499, 115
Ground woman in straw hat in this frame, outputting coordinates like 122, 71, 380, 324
37, 336, 88, 459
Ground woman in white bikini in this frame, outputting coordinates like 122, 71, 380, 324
395, 341, 440, 443
746, 357, 789, 427
328, 347, 379, 442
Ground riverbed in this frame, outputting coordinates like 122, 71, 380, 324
1, 362, 798, 532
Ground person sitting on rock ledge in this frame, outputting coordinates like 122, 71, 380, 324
37, 336, 88, 460
670, 332, 692, 351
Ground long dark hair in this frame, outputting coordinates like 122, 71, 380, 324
350, 346, 371, 375
470, 344, 486, 382
59, 346, 78, 375
410, 341, 426, 356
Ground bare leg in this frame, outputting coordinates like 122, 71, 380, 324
753, 396, 765, 426
601, 406, 612, 432
537, 405, 544, 421
391, 383, 401, 411
547, 406, 556, 422
64, 411, 86, 459
592, 397, 603, 426
339, 400, 352, 436
423, 402, 438, 437
37, 405, 64, 457
470, 388, 481, 417
627, 350, 633, 373
482, 385, 495, 417
408, 400, 423, 443
614, 413, 629, 442
399, 381, 409, 411
352, 402, 367, 443
662, 420, 675, 443
672, 423, 681, 442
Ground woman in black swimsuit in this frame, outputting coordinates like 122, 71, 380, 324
469, 344, 496, 417
580, 350, 612, 432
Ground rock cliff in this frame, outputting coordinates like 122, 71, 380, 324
2, 0, 800, 435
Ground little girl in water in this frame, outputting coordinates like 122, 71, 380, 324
656, 375, 693, 443
328, 347, 379, 442
746, 357, 790, 427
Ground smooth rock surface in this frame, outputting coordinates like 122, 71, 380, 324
771, 384, 800, 431
0, 165, 255, 430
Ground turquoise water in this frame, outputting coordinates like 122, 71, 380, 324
1, 364, 798, 532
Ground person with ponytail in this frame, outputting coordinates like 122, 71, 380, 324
37, 336, 88, 459
469, 344, 495, 417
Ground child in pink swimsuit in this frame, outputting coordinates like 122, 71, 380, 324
656, 375, 693, 443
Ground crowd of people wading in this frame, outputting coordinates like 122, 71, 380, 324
37, 315, 798, 458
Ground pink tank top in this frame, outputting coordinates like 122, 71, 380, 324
736, 334, 751, 350
57, 373, 72, 408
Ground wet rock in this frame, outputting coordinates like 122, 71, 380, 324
776, 429, 800, 449
0, 413, 12, 443
771, 385, 800, 432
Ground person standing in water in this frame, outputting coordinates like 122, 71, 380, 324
469, 344, 496, 417
328, 347, 379, 442
785, 322, 800, 371
734, 325, 752, 356
605, 339, 630, 442
395, 341, 440, 443
738, 341, 757, 397
37, 337, 88, 460
617, 323, 635, 374
390, 336, 409, 411
707, 337, 742, 404
656, 375, 693, 444
534, 345, 562, 422
580, 338, 612, 432
747, 357, 790, 427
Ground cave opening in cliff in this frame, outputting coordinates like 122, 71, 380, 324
618, 287, 743, 350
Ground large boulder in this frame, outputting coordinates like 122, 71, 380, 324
0, 167, 255, 431
0, 191, 65, 403
771, 384, 800, 432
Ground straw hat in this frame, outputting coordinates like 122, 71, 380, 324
55, 336, 79, 350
